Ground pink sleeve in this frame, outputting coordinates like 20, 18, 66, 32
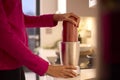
24, 14, 58, 27
0, 1, 48, 76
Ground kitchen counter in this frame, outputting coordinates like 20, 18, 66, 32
40, 69, 96, 80
38, 48, 96, 80
80, 69, 96, 80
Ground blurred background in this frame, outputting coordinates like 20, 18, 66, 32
22, 0, 120, 80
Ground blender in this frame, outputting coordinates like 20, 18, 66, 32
54, 19, 80, 80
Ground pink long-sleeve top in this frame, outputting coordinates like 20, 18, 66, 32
0, 0, 57, 76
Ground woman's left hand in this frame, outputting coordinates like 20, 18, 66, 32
53, 13, 80, 27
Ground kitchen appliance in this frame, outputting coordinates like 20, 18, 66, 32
54, 19, 80, 80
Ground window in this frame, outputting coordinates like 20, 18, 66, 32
22, 0, 40, 80
22, 0, 40, 52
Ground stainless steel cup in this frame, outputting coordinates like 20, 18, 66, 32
59, 42, 80, 66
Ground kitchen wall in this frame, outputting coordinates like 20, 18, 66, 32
67, 0, 97, 17
78, 17, 97, 47
40, 0, 57, 14
39, 0, 97, 48
40, 0, 61, 48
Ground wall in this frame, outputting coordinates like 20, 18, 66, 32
67, 0, 97, 47
40, 0, 97, 48
67, 0, 97, 17
40, 0, 57, 14
40, 0, 62, 48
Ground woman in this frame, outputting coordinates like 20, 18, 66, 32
0, 0, 80, 80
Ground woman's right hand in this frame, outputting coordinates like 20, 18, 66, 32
46, 65, 77, 78
53, 13, 80, 27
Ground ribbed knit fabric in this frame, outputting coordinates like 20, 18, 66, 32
0, 0, 57, 76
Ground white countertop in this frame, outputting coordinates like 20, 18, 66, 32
38, 48, 96, 80
40, 69, 96, 80
80, 69, 96, 80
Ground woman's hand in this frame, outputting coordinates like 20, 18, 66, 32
46, 65, 77, 78
53, 13, 80, 27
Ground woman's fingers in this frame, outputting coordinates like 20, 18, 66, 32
63, 17, 77, 26
60, 65, 78, 78
64, 69, 77, 77
53, 13, 80, 27
46, 65, 78, 78
65, 65, 77, 69
64, 13, 80, 27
